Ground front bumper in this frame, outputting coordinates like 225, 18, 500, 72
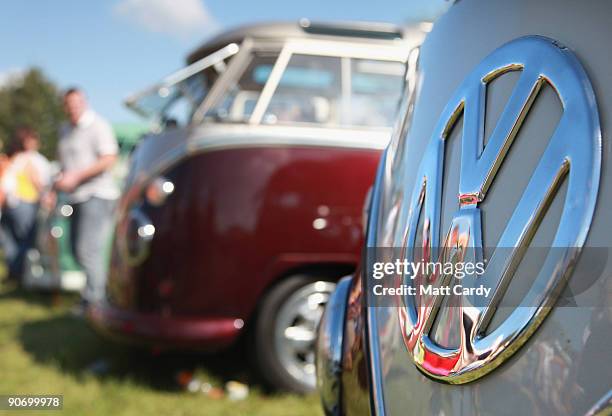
88, 302, 243, 350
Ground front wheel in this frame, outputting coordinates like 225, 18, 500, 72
252, 274, 336, 393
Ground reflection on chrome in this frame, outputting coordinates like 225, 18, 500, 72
117, 208, 155, 266
369, 36, 601, 386
584, 389, 612, 416
316, 276, 352, 416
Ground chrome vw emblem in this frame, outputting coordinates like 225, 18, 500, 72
396, 36, 601, 383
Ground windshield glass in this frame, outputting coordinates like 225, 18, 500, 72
206, 49, 405, 128
205, 51, 279, 123
263, 54, 341, 125
125, 43, 239, 128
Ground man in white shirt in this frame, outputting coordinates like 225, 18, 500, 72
55, 88, 118, 305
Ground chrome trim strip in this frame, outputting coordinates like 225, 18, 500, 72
585, 389, 612, 416
188, 124, 391, 152
364, 150, 388, 416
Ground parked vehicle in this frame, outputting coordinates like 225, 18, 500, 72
88, 21, 425, 393
22, 123, 148, 291
317, 1, 612, 414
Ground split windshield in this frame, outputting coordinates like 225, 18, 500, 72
125, 41, 406, 129
205, 49, 405, 128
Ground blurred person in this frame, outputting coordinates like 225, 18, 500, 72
0, 139, 11, 279
0, 140, 10, 207
53, 87, 118, 307
0, 127, 51, 281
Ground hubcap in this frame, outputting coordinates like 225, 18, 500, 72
274, 280, 336, 389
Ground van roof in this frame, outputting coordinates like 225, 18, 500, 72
187, 20, 413, 64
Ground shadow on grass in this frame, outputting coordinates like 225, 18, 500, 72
0, 284, 77, 308
17, 302, 258, 392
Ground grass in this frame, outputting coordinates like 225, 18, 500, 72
0, 280, 323, 416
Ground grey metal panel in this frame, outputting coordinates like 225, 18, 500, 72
370, 0, 612, 415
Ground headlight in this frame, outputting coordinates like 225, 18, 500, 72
117, 207, 155, 266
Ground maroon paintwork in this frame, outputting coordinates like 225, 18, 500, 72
90, 145, 380, 349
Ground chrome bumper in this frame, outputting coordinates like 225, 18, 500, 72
316, 275, 352, 416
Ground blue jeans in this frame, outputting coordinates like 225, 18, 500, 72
1, 202, 39, 280
70, 197, 115, 303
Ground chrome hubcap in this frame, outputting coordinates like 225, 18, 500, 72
274, 280, 336, 389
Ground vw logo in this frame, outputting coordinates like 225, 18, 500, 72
395, 36, 601, 383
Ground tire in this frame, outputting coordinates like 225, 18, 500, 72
251, 274, 337, 393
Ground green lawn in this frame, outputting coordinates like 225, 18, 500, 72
0, 281, 322, 416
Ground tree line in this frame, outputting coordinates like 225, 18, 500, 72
0, 68, 65, 159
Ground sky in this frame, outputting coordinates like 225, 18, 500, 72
0, 0, 449, 123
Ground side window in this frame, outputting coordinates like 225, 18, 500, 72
160, 95, 192, 128
207, 52, 279, 122
348, 59, 405, 127
261, 55, 404, 128
262, 55, 342, 125
127, 59, 225, 129
160, 66, 219, 129
202, 50, 405, 128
